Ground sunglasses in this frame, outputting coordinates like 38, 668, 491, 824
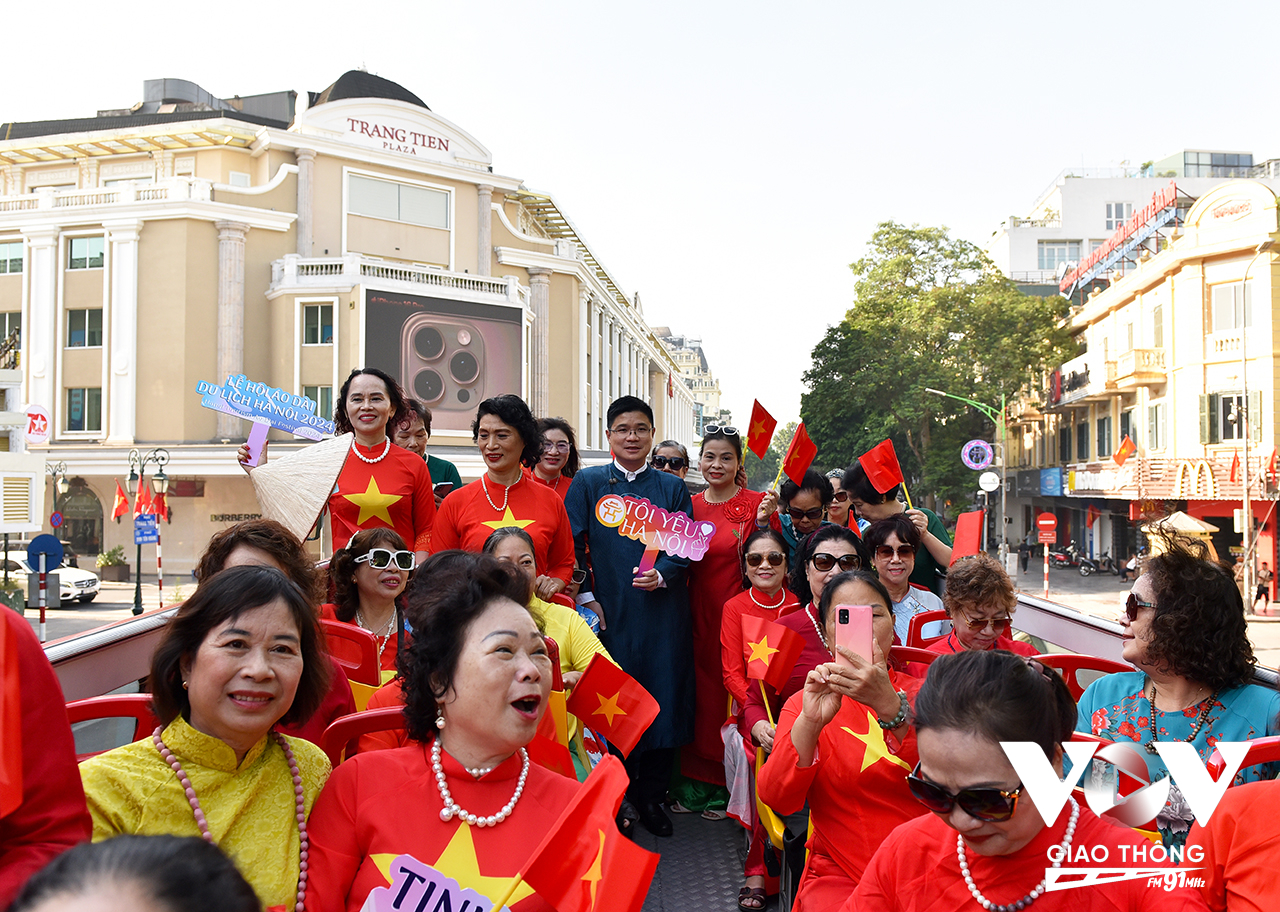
746, 551, 786, 568
651, 455, 687, 470
703, 424, 739, 436
907, 763, 1023, 822
788, 506, 825, 522
1125, 592, 1156, 622
354, 549, 416, 571
874, 544, 917, 561
811, 552, 860, 572
832, 490, 850, 503
955, 610, 1012, 634
571, 568, 588, 584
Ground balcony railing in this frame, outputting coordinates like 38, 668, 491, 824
1112, 348, 1166, 388
270, 254, 526, 305
0, 179, 213, 213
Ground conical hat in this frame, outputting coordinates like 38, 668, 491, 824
250, 433, 353, 541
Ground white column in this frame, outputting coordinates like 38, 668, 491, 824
215, 221, 250, 439
104, 220, 142, 444
602, 315, 613, 404
477, 184, 494, 277
23, 227, 58, 414
578, 288, 590, 446
294, 149, 316, 257
595, 303, 607, 444
527, 267, 552, 416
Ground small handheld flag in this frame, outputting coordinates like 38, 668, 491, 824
772, 423, 817, 490
740, 615, 804, 691
746, 401, 778, 460
859, 439, 912, 509
565, 654, 659, 758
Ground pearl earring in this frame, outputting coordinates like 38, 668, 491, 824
435, 710, 446, 730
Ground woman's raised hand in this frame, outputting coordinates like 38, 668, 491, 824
235, 440, 268, 475
799, 666, 845, 731
826, 640, 902, 722
757, 490, 778, 526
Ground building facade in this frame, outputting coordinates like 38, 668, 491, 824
0, 73, 697, 574
653, 328, 730, 435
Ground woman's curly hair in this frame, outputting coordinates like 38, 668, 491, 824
1141, 534, 1256, 690
397, 551, 532, 744
472, 395, 544, 467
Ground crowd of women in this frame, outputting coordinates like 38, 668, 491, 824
1, 366, 1278, 912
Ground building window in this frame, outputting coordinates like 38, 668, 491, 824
228, 171, 251, 188
66, 309, 103, 348
1076, 421, 1089, 462
65, 388, 102, 432
1058, 426, 1071, 464
348, 175, 449, 229
1096, 416, 1112, 458
1211, 283, 1251, 332
67, 237, 105, 270
1151, 304, 1164, 348
0, 313, 19, 345
303, 385, 333, 421
1148, 401, 1166, 450
1200, 392, 1261, 444
1038, 240, 1081, 272
1219, 393, 1245, 441
1105, 202, 1132, 231
0, 240, 21, 274
1119, 410, 1133, 443
303, 304, 333, 345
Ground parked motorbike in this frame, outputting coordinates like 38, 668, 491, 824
1049, 542, 1080, 569
1079, 552, 1099, 576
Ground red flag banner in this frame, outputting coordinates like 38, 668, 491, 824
1269, 449, 1277, 487
0, 615, 23, 817
746, 400, 778, 461
950, 510, 984, 563
133, 485, 153, 518
1230, 451, 1241, 483
1113, 435, 1137, 467
859, 439, 905, 495
1085, 505, 1101, 529
564, 654, 659, 758
111, 480, 130, 522
781, 423, 818, 487
511, 755, 659, 912
739, 614, 805, 691
151, 491, 168, 520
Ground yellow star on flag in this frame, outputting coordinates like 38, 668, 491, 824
750, 419, 766, 439
370, 822, 534, 906
482, 506, 536, 532
582, 828, 606, 909
746, 636, 780, 666
343, 476, 402, 527
593, 691, 628, 726
842, 710, 912, 773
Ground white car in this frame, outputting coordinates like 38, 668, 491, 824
3, 552, 102, 604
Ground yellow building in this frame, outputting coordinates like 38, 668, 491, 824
0, 72, 696, 574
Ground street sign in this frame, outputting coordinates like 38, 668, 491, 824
961, 439, 995, 471
134, 514, 160, 545
24, 405, 51, 445
978, 471, 1001, 493
1038, 530, 1057, 544
1036, 512, 1058, 530
49, 511, 63, 528
26, 534, 63, 572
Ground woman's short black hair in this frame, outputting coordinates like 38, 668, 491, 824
864, 514, 922, 553
329, 527, 411, 624
483, 526, 537, 559
1142, 535, 1257, 690
700, 427, 743, 461
740, 527, 790, 588
915, 650, 1077, 760
789, 525, 865, 606
398, 552, 532, 743
816, 569, 895, 628
149, 565, 328, 732
780, 468, 834, 508
536, 416, 580, 477
843, 460, 902, 504
10, 835, 259, 912
473, 394, 544, 467
334, 367, 407, 436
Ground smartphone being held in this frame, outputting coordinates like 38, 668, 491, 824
833, 604, 874, 670
433, 482, 454, 497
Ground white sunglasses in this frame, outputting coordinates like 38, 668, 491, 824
354, 548, 416, 571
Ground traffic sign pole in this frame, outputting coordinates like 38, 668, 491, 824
156, 525, 163, 609
1036, 513, 1058, 600
37, 552, 46, 643
1043, 543, 1049, 600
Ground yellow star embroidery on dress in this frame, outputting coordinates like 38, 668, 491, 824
369, 823, 534, 906
746, 636, 780, 666
343, 477, 401, 527
842, 710, 912, 773
482, 507, 536, 532
593, 692, 628, 726
582, 829, 606, 909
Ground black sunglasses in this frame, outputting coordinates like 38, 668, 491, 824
746, 551, 786, 568
788, 506, 825, 522
810, 552, 860, 572
1125, 592, 1155, 621
906, 762, 1023, 822
651, 455, 686, 470
874, 544, 917, 561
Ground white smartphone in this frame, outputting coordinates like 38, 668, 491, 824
834, 604, 874, 669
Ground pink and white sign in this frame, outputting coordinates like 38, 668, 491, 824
359, 854, 496, 912
595, 494, 714, 573
24, 405, 50, 445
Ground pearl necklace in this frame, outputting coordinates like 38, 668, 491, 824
805, 604, 829, 650
749, 587, 787, 612
1146, 682, 1218, 755
958, 796, 1078, 912
356, 608, 396, 660
153, 727, 310, 911
481, 473, 519, 512
433, 737, 529, 827
351, 438, 391, 464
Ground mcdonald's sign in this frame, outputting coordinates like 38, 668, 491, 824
1171, 460, 1217, 500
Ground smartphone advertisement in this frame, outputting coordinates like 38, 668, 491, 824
364, 289, 524, 433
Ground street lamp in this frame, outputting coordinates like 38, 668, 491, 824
126, 447, 169, 615
926, 387, 1008, 558
45, 460, 69, 510
1239, 238, 1274, 607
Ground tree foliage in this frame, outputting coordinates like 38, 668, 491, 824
800, 222, 1075, 515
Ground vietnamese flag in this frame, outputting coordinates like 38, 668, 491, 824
1231, 451, 1241, 483
859, 439, 905, 495
950, 509, 984, 563
565, 654, 658, 758
1113, 434, 1137, 467
133, 484, 153, 518
1085, 505, 1101, 529
746, 401, 778, 460
1269, 449, 1278, 487
514, 755, 659, 912
111, 480, 130, 523
781, 423, 818, 487
0, 614, 22, 817
740, 614, 804, 691
151, 491, 168, 520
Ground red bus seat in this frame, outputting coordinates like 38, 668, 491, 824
1206, 734, 1280, 781
1034, 653, 1131, 700
66, 694, 159, 762
319, 707, 407, 766
905, 610, 951, 648
320, 619, 381, 688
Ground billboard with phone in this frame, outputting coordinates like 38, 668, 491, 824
364, 288, 524, 433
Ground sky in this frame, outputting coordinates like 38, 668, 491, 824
7, 1, 1279, 428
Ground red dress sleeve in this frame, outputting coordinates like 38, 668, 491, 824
302, 760, 363, 912
542, 496, 576, 586
428, 487, 463, 553
756, 691, 817, 816
410, 456, 436, 552
720, 593, 750, 707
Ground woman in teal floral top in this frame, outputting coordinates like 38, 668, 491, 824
1077, 539, 1279, 849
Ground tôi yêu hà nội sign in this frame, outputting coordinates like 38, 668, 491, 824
595, 494, 714, 573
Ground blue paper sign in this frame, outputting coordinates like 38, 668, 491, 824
196, 374, 335, 440
134, 515, 160, 545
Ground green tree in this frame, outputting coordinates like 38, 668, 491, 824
801, 222, 1074, 515
744, 421, 797, 491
